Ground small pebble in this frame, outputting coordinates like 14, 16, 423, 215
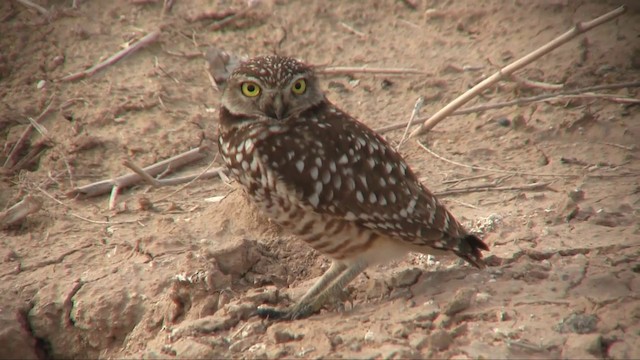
496, 117, 511, 127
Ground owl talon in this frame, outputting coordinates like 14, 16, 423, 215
256, 306, 290, 320
256, 304, 317, 321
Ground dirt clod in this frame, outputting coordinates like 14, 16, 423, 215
556, 313, 599, 334
561, 334, 603, 359
443, 288, 476, 316
429, 329, 454, 351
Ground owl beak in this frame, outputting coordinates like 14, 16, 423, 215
266, 93, 287, 120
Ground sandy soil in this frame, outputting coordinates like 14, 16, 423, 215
1, 0, 639, 358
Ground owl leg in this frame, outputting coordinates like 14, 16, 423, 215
257, 261, 347, 320
258, 260, 368, 320
298, 261, 348, 303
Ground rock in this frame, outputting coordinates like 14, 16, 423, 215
391, 268, 422, 288
555, 313, 598, 334
240, 321, 267, 338
365, 278, 391, 300
429, 329, 453, 351
409, 334, 429, 350
434, 314, 452, 328
561, 334, 602, 359
170, 308, 244, 340
378, 344, 416, 359
0, 307, 38, 360
409, 300, 440, 323
390, 323, 411, 338
172, 338, 221, 358
229, 337, 254, 353
72, 280, 145, 347
268, 324, 303, 344
205, 237, 260, 276
608, 339, 640, 359
568, 188, 585, 202
224, 302, 256, 322
461, 340, 510, 359
443, 288, 475, 316
363, 329, 376, 343
244, 286, 279, 304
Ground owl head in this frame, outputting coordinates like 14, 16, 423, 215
221, 56, 325, 121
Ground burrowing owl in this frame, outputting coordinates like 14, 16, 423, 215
218, 55, 489, 320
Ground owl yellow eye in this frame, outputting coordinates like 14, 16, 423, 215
291, 79, 307, 95
241, 82, 261, 97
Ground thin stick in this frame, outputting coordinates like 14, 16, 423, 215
510, 74, 564, 90
123, 159, 162, 186
416, 140, 579, 178
14, 0, 49, 15
544, 93, 640, 104
598, 142, 636, 151
154, 158, 223, 203
396, 97, 424, 151
210, 5, 253, 31
317, 66, 428, 76
339, 22, 367, 38
408, 5, 627, 137
151, 167, 225, 187
440, 174, 491, 185
0, 195, 43, 228
434, 182, 551, 197
67, 146, 208, 198
3, 95, 55, 169
60, 29, 161, 82
375, 81, 640, 134
108, 185, 120, 211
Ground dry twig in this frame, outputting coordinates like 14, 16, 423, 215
375, 81, 640, 134
318, 66, 427, 76
67, 146, 208, 198
60, 29, 161, 82
434, 182, 551, 197
396, 97, 424, 151
3, 95, 55, 170
408, 5, 627, 137
339, 22, 367, 38
14, 0, 49, 15
510, 74, 564, 90
0, 195, 43, 228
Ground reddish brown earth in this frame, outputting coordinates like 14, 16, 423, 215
1, 0, 639, 359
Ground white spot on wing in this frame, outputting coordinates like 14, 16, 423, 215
358, 175, 368, 189
310, 166, 319, 180
308, 193, 319, 207
296, 160, 305, 173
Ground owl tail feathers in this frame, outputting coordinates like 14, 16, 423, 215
455, 234, 489, 269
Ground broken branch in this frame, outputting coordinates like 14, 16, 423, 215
434, 182, 551, 197
375, 81, 640, 134
0, 195, 43, 228
67, 146, 208, 199
408, 5, 627, 137
60, 29, 161, 82
317, 66, 428, 76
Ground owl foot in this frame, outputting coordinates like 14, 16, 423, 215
256, 303, 318, 321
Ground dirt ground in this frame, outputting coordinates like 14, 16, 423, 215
1, 0, 639, 358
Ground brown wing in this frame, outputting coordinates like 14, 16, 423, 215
254, 102, 469, 248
